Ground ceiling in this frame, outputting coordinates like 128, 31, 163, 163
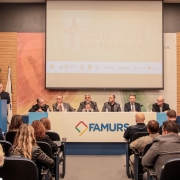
0, 0, 180, 3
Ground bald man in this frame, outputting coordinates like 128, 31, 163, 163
0, 83, 10, 104
123, 113, 147, 142
152, 96, 170, 112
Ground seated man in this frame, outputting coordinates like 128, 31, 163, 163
124, 94, 141, 112
124, 113, 147, 142
102, 94, 121, 112
0, 83, 10, 104
77, 94, 99, 112
142, 120, 180, 180
52, 95, 75, 112
29, 97, 50, 112
159, 110, 180, 134
129, 120, 159, 175
152, 96, 170, 112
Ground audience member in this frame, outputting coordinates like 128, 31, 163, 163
152, 96, 170, 112
0, 83, 10, 104
129, 120, 159, 175
32, 120, 58, 152
142, 120, 180, 180
124, 94, 141, 112
124, 113, 147, 142
29, 97, 50, 112
159, 110, 180, 134
77, 94, 99, 112
40, 118, 51, 131
102, 94, 121, 112
52, 95, 75, 112
8, 124, 54, 179
8, 114, 23, 131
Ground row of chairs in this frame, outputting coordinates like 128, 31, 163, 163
0, 131, 67, 180
126, 132, 180, 180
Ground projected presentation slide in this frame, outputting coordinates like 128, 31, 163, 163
46, 1, 163, 89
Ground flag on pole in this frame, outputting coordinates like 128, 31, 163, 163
6, 64, 12, 123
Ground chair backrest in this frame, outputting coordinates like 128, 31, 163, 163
46, 131, 60, 141
132, 132, 149, 142
0, 140, 12, 156
142, 143, 153, 156
6, 131, 17, 144
36, 141, 53, 158
160, 158, 180, 180
0, 157, 39, 180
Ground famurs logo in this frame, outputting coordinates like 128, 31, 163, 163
75, 121, 88, 136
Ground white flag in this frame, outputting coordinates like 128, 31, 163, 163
6, 65, 12, 123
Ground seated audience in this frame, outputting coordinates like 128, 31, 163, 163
142, 120, 180, 180
159, 110, 180, 134
32, 120, 58, 153
52, 95, 75, 112
152, 96, 170, 112
29, 97, 50, 112
124, 94, 141, 112
102, 94, 121, 112
40, 118, 51, 131
129, 120, 159, 175
77, 94, 99, 112
124, 113, 147, 142
8, 114, 23, 131
0, 144, 4, 167
8, 124, 54, 179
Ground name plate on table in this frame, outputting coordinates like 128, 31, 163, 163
48, 112, 157, 142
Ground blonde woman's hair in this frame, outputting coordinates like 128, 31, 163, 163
13, 124, 36, 159
0, 145, 4, 167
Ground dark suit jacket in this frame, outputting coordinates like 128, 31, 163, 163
52, 103, 75, 112
29, 104, 50, 112
77, 101, 99, 112
124, 102, 141, 112
152, 103, 170, 112
142, 134, 180, 180
0, 91, 10, 104
102, 102, 121, 112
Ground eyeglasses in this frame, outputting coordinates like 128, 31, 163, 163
157, 100, 163, 102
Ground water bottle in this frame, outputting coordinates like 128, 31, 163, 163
106, 108, 108, 112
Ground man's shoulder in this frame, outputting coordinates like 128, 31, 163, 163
1, 91, 9, 96
91, 101, 97, 105
52, 103, 56, 107
135, 102, 140, 106
124, 102, 130, 106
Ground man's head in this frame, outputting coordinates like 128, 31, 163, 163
167, 110, 177, 120
129, 94, 136, 104
157, 96, 164, 106
147, 120, 159, 134
109, 94, 115, 104
85, 94, 91, 103
135, 113, 145, 123
37, 98, 45, 107
0, 83, 3, 93
57, 95, 63, 104
162, 120, 179, 135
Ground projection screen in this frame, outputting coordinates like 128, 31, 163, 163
46, 1, 163, 89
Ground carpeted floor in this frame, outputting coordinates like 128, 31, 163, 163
54, 154, 130, 180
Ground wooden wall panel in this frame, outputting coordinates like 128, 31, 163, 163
0, 32, 17, 115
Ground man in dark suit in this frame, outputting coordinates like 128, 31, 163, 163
102, 94, 121, 112
123, 112, 147, 142
124, 94, 141, 112
152, 96, 170, 112
142, 120, 180, 180
29, 97, 50, 112
0, 83, 10, 104
52, 95, 75, 112
77, 94, 99, 112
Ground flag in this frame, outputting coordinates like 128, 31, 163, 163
6, 65, 12, 123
